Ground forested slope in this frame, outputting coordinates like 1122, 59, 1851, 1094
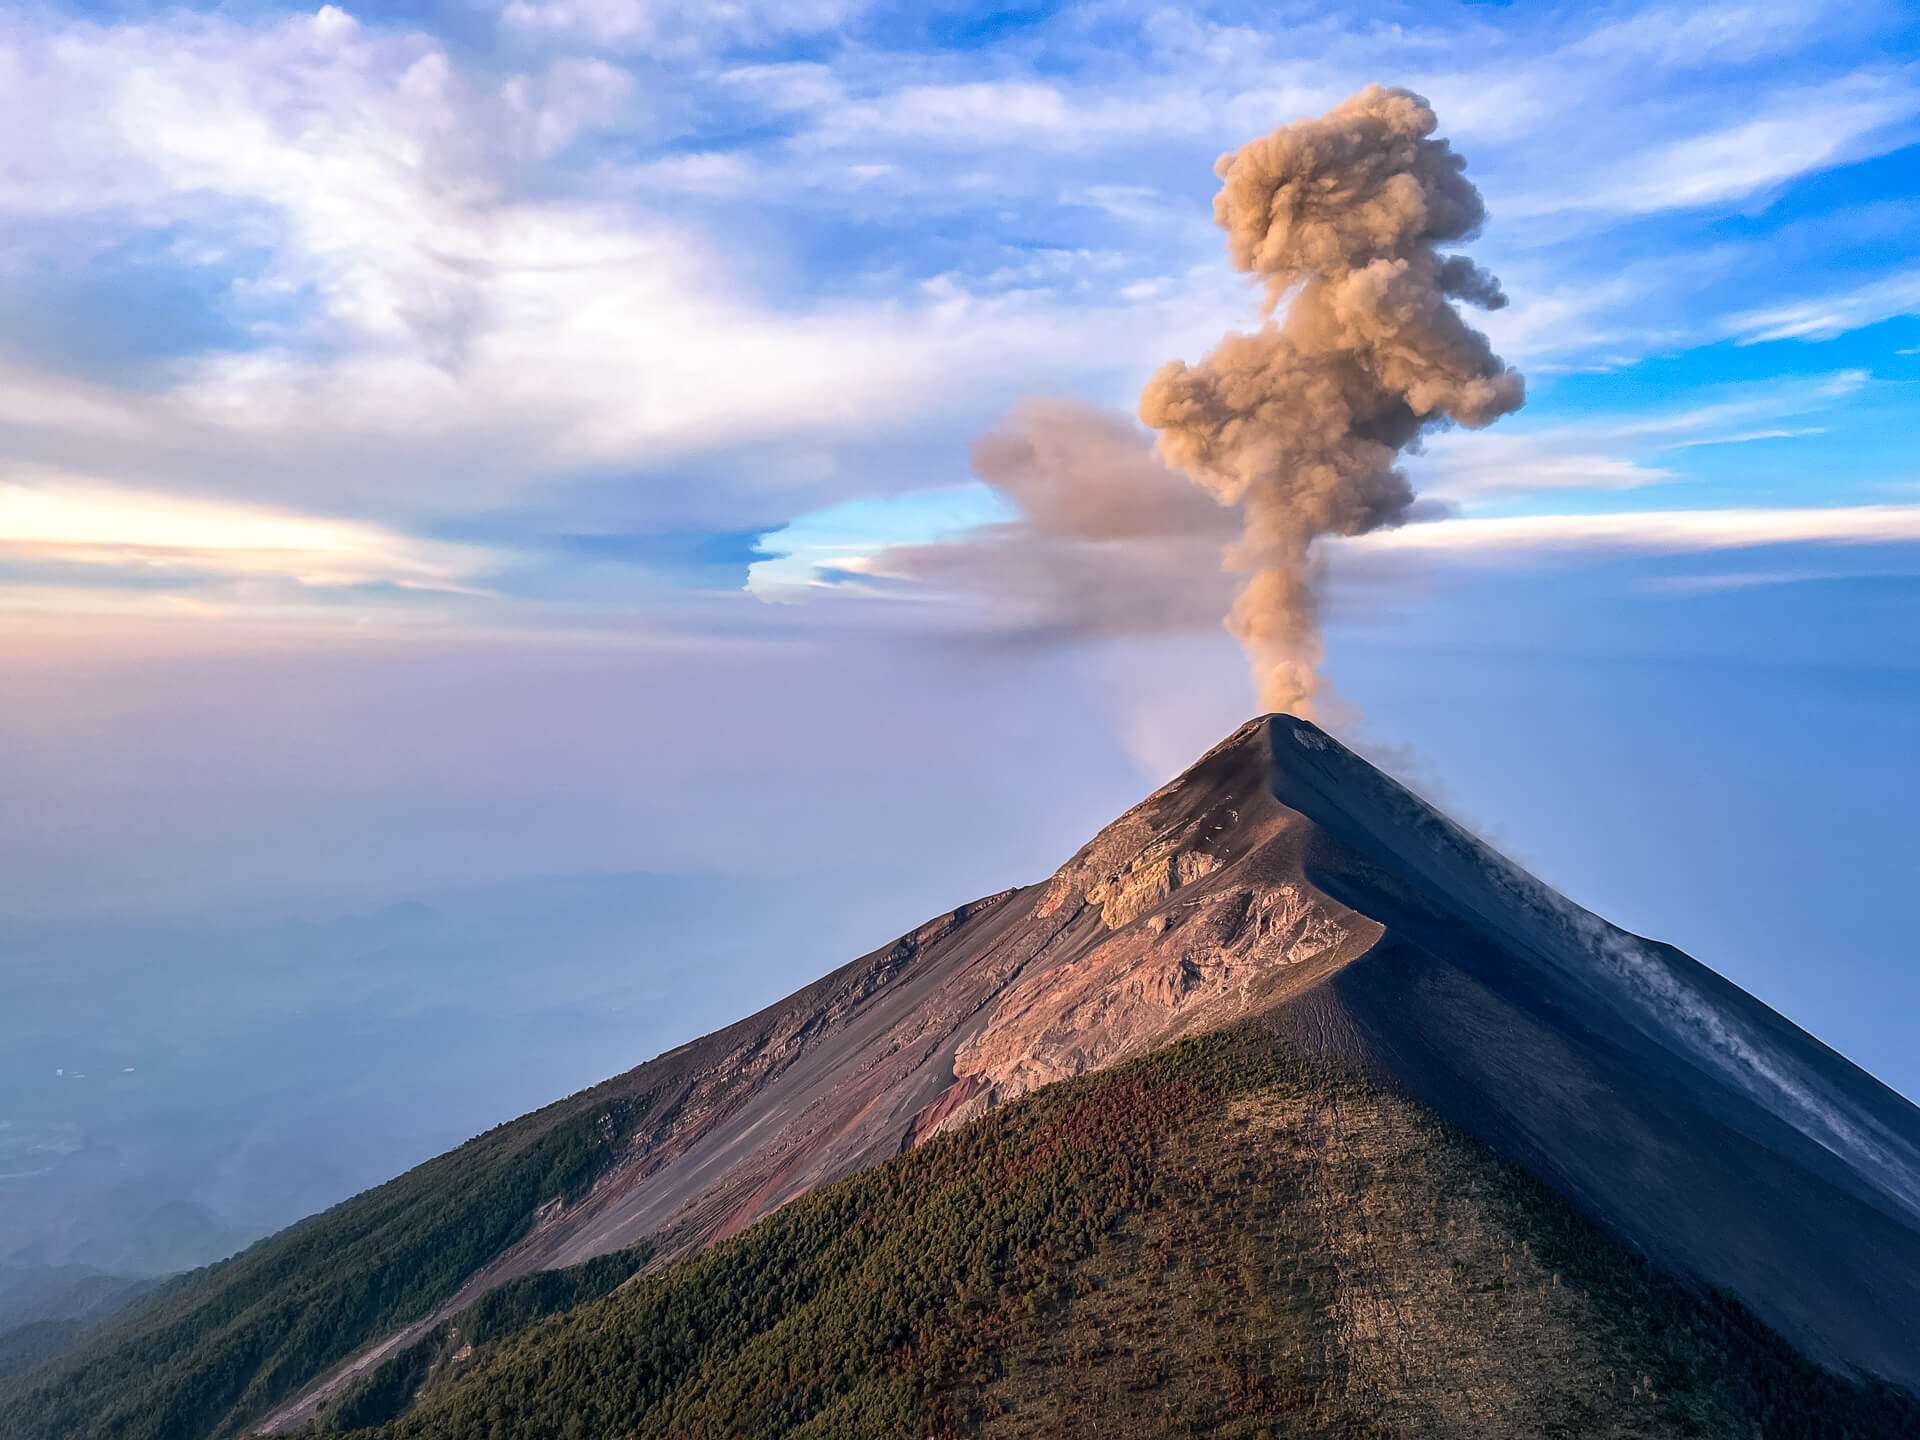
315, 1028, 1920, 1440
0, 1091, 638, 1440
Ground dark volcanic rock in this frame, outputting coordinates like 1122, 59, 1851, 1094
1257, 713, 1920, 1387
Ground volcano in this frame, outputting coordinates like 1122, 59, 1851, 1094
7, 716, 1918, 1440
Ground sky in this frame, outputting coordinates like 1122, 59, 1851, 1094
3, 0, 1919, 1271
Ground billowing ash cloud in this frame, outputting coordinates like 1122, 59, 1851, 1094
1140, 83, 1524, 715
854, 87, 1519, 713
854, 398, 1237, 637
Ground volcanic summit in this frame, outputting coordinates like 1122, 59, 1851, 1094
9, 716, 1919, 1440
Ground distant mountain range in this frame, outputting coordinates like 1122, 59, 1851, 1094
4, 715, 1917, 1439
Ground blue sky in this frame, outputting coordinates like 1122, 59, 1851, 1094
3, 0, 1917, 629
3, 0, 1920, 1262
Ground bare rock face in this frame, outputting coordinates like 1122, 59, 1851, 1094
951, 881, 1347, 1101
1035, 815, 1221, 929
943, 722, 1374, 1110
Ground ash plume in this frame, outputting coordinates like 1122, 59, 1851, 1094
854, 399, 1236, 636
1140, 83, 1524, 715
851, 86, 1519, 715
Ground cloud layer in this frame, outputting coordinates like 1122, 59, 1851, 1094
0, 0, 1913, 648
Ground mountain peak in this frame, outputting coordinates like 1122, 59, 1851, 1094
264, 712, 1920, 1419
950, 715, 1374, 1112
29, 715, 1919, 1440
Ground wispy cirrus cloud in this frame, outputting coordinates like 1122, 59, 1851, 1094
495, 0, 867, 54
1350, 504, 1920, 556
1496, 69, 1920, 219
1731, 269, 1920, 342
1567, 1, 1844, 68
1412, 370, 1865, 501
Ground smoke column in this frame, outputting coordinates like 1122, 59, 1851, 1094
1139, 84, 1524, 716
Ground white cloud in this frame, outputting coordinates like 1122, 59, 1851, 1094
495, 0, 866, 55
1502, 70, 1920, 218
1413, 431, 1674, 500
796, 78, 1334, 153
716, 60, 841, 112
1570, 1, 1839, 67
0, 0, 1915, 630
0, 362, 146, 436
1410, 372, 1858, 501
1350, 504, 1920, 556
1731, 269, 1920, 341
1471, 264, 1674, 366
1640, 567, 1881, 594
0, 6, 1204, 536
0, 468, 493, 593
501, 58, 639, 159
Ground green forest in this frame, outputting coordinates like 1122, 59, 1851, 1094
0, 1086, 643, 1440
308, 1030, 1920, 1440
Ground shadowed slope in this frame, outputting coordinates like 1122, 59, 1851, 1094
1252, 715, 1920, 1385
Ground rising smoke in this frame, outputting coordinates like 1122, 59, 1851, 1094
1140, 83, 1524, 715
855, 399, 1237, 638
858, 86, 1520, 720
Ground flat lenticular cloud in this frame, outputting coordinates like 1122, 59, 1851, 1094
0, 469, 493, 599
1140, 84, 1523, 716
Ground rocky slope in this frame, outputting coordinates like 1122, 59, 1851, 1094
252, 717, 1376, 1431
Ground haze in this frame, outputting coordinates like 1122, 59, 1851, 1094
3, 0, 1918, 1284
